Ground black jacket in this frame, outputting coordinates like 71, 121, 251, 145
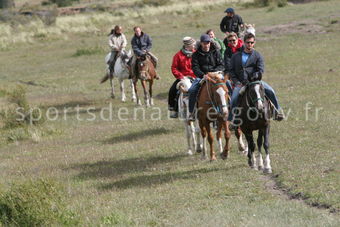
131, 32, 152, 56
220, 14, 243, 34
224, 45, 243, 74
191, 44, 225, 79
230, 49, 264, 85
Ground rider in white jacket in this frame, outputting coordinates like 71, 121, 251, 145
108, 25, 127, 71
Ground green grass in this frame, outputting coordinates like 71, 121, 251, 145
0, 0, 340, 225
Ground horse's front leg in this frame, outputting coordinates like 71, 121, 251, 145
186, 121, 194, 155
149, 79, 154, 106
235, 127, 247, 155
206, 122, 216, 161
110, 76, 115, 99
245, 132, 256, 168
263, 125, 272, 173
199, 120, 207, 160
133, 80, 142, 106
195, 120, 203, 153
220, 120, 231, 160
119, 78, 126, 102
216, 120, 223, 154
257, 129, 264, 171
130, 79, 137, 102
141, 80, 150, 107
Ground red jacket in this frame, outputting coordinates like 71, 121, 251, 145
171, 50, 196, 80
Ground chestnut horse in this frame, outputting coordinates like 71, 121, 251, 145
197, 72, 246, 161
237, 81, 273, 173
133, 55, 156, 107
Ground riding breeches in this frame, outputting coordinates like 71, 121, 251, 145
168, 79, 181, 111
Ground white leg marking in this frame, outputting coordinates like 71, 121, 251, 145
257, 153, 264, 170
264, 154, 272, 173
218, 138, 223, 154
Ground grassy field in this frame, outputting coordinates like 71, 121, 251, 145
0, 0, 340, 226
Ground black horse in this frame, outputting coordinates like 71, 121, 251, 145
237, 81, 273, 173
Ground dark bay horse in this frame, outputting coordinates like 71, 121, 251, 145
237, 81, 273, 173
197, 72, 246, 161
133, 55, 156, 107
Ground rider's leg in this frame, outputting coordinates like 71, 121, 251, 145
228, 86, 241, 122
129, 56, 137, 79
147, 52, 160, 79
109, 51, 118, 72
226, 80, 233, 97
261, 81, 280, 110
168, 80, 180, 118
261, 81, 284, 120
188, 78, 202, 118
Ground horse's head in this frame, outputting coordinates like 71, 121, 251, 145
119, 50, 132, 66
245, 23, 256, 36
246, 81, 265, 112
136, 55, 152, 81
206, 72, 229, 117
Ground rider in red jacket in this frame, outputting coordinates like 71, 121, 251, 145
168, 37, 197, 118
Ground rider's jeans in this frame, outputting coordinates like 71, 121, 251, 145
188, 78, 202, 113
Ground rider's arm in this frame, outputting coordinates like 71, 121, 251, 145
220, 17, 227, 33
191, 54, 205, 79
131, 37, 144, 56
121, 34, 127, 51
171, 53, 184, 80
230, 54, 242, 86
145, 34, 152, 52
109, 35, 119, 51
214, 50, 225, 72
255, 52, 264, 79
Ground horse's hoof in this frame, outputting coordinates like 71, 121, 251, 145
263, 168, 272, 174
210, 157, 217, 162
187, 150, 193, 155
196, 148, 202, 153
220, 152, 228, 160
258, 166, 264, 171
121, 99, 126, 102
111, 94, 115, 99
132, 98, 137, 102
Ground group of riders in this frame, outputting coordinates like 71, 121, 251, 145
107, 7, 284, 128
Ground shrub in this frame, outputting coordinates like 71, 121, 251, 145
243, 0, 288, 8
45, 0, 79, 7
72, 47, 104, 57
141, 0, 169, 7
0, 86, 45, 129
0, 179, 79, 226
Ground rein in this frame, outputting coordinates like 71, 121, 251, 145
246, 82, 264, 106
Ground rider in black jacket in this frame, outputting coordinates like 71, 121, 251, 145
188, 34, 224, 118
220, 8, 244, 37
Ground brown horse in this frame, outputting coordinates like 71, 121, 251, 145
133, 55, 156, 107
197, 72, 246, 161
237, 81, 273, 173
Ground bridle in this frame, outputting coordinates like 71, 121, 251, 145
245, 81, 264, 107
206, 75, 228, 116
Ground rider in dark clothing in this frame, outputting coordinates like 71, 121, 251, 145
188, 34, 224, 117
220, 8, 244, 37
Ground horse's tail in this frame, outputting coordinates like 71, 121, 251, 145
100, 73, 110, 84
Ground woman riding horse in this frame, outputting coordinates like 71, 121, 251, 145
168, 36, 197, 118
